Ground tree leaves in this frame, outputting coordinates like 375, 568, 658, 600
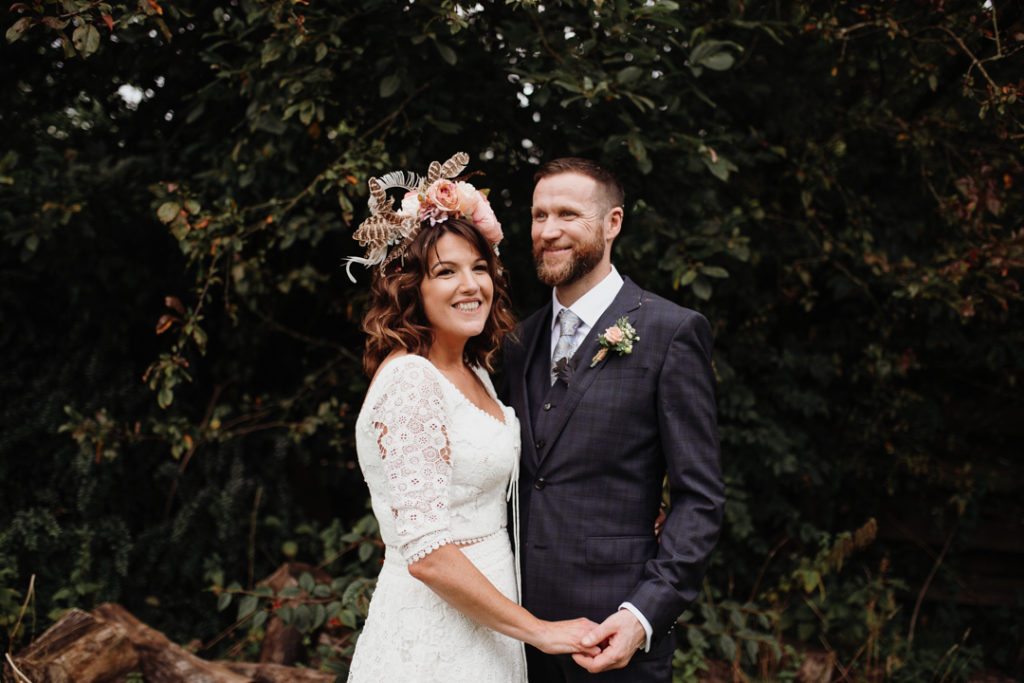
157, 202, 181, 224
72, 24, 100, 58
688, 39, 741, 76
379, 74, 401, 98
6, 18, 32, 43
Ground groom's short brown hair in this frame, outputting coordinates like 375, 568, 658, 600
534, 157, 625, 210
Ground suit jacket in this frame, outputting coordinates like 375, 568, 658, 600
502, 277, 724, 647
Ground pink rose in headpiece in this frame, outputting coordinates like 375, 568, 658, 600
424, 179, 460, 213
454, 181, 480, 215
471, 194, 503, 243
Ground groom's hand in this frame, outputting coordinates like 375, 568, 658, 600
571, 609, 646, 673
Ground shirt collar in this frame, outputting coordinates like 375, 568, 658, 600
550, 266, 624, 331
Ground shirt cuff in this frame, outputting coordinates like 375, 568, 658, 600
618, 602, 653, 652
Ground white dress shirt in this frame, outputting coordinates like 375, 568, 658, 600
549, 266, 624, 357
547, 266, 654, 651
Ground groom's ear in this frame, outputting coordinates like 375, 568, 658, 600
604, 206, 623, 242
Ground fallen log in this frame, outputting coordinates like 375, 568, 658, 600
3, 608, 138, 683
93, 603, 251, 683
5, 603, 337, 683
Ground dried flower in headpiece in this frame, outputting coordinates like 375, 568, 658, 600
345, 152, 503, 282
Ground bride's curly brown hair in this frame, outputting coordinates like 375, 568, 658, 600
361, 217, 517, 378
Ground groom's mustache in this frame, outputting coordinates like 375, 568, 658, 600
533, 240, 573, 256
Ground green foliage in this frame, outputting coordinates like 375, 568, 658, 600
3, 0, 1022, 679
207, 512, 381, 672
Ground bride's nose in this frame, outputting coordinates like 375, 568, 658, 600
456, 268, 479, 292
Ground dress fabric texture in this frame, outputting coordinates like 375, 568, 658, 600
347, 354, 527, 682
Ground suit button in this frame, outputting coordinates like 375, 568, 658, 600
535, 439, 544, 449
534, 477, 547, 490
543, 402, 552, 411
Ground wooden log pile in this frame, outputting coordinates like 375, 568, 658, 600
4, 603, 335, 683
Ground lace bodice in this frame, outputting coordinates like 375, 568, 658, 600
355, 354, 521, 563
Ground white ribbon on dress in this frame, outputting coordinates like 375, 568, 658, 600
505, 438, 527, 681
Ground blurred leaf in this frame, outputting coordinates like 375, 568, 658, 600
72, 24, 100, 58
6, 17, 32, 43
435, 41, 457, 66
616, 66, 643, 85
692, 275, 713, 300
718, 633, 737, 660
379, 74, 400, 98
700, 265, 729, 279
237, 594, 259, 621
157, 202, 181, 224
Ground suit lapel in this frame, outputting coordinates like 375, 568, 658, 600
517, 302, 552, 465
535, 278, 644, 467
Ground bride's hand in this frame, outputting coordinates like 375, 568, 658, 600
532, 618, 603, 656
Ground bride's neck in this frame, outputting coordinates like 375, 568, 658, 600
427, 341, 467, 373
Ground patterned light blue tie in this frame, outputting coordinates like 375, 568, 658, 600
551, 309, 583, 384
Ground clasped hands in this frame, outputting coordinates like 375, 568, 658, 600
542, 609, 646, 673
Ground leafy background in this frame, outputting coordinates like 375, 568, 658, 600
2, 0, 1022, 680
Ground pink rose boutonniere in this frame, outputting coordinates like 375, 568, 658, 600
590, 316, 639, 367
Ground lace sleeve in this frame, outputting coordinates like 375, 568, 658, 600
370, 359, 453, 563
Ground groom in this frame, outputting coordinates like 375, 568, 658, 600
502, 158, 724, 681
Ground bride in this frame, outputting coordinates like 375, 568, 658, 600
345, 153, 597, 681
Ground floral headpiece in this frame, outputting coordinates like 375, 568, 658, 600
345, 151, 502, 282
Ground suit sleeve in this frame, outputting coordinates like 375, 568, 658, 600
625, 310, 724, 636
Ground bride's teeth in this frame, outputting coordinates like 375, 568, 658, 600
454, 302, 480, 311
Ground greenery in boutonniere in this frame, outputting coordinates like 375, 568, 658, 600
590, 316, 639, 367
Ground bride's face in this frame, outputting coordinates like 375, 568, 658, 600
419, 232, 494, 347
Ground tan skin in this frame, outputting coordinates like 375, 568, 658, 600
532, 172, 648, 672
373, 233, 600, 656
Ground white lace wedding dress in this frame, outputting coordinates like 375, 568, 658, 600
347, 354, 527, 682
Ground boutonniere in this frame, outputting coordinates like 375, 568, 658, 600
590, 316, 639, 367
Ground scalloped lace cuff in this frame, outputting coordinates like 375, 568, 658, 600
403, 535, 454, 564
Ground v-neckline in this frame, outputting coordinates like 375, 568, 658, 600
431, 363, 508, 426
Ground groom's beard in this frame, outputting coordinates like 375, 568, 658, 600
533, 229, 605, 288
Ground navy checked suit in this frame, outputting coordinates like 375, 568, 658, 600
502, 277, 724, 682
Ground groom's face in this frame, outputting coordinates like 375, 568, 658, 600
530, 172, 612, 288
